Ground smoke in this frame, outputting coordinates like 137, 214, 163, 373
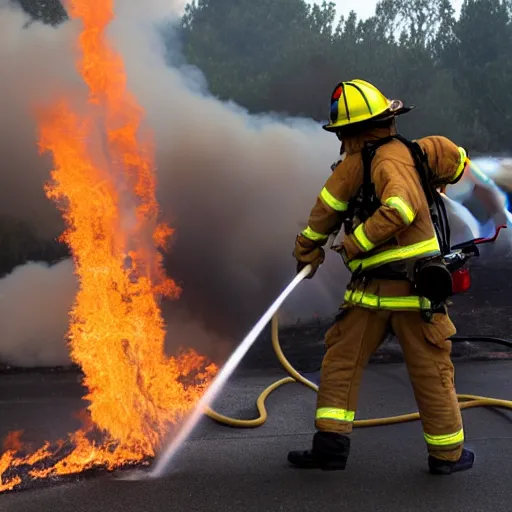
0, 259, 75, 367
0, 1, 82, 236
0, 0, 509, 367
107, 3, 343, 337
0, 0, 341, 366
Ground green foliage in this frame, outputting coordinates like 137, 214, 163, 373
180, 0, 339, 115
0, 217, 69, 278
16, 0, 68, 26
177, 0, 512, 153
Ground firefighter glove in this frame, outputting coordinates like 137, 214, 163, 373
293, 235, 325, 279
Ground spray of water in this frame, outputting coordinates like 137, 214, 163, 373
144, 264, 312, 478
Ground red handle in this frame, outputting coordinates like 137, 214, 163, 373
473, 225, 507, 245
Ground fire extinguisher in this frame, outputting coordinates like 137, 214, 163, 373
414, 225, 506, 304
447, 224, 507, 294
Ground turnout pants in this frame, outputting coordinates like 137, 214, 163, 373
316, 279, 464, 462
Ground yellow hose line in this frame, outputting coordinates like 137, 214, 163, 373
205, 313, 512, 428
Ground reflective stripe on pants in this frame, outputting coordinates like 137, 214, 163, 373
316, 407, 355, 423
424, 429, 464, 447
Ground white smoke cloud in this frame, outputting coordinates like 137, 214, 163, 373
0, 259, 75, 366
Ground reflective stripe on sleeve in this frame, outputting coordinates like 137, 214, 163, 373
353, 224, 375, 252
424, 429, 464, 446
319, 187, 349, 212
384, 196, 416, 225
301, 226, 328, 242
450, 147, 467, 183
316, 407, 355, 422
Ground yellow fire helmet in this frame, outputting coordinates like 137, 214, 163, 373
322, 79, 414, 132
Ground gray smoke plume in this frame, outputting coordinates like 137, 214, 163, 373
0, 0, 341, 367
0, 259, 75, 367
0, 0, 509, 367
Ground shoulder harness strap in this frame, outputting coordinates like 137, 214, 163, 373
356, 133, 451, 255
359, 135, 396, 217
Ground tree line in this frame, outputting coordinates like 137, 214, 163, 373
14, 0, 512, 154
176, 0, 512, 154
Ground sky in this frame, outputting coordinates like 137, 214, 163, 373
331, 0, 378, 20
324, 0, 464, 20
163, 0, 464, 23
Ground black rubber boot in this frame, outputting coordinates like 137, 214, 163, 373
287, 431, 350, 470
428, 448, 475, 475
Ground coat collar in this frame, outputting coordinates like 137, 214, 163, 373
343, 125, 398, 155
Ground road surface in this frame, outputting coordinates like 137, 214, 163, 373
0, 361, 511, 511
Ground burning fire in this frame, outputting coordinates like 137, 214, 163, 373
0, 0, 216, 492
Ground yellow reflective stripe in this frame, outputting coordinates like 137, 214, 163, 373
316, 407, 355, 422
353, 224, 375, 252
319, 187, 349, 212
450, 147, 467, 183
301, 226, 328, 242
344, 289, 431, 310
424, 429, 464, 446
384, 196, 416, 225
348, 236, 440, 272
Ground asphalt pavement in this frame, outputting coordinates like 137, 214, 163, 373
1, 360, 511, 512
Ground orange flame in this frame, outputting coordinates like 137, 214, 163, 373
0, 0, 216, 493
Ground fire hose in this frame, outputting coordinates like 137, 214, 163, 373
203, 260, 512, 429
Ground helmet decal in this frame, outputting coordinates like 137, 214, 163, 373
332, 86, 343, 100
330, 101, 339, 122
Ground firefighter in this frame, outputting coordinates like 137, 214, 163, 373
289, 79, 475, 475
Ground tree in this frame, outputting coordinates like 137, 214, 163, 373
444, 0, 512, 150
15, 0, 68, 25
0, 216, 69, 278
373, 0, 456, 50
178, 0, 512, 152
178, 0, 338, 116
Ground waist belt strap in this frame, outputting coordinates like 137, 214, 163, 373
359, 261, 409, 280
